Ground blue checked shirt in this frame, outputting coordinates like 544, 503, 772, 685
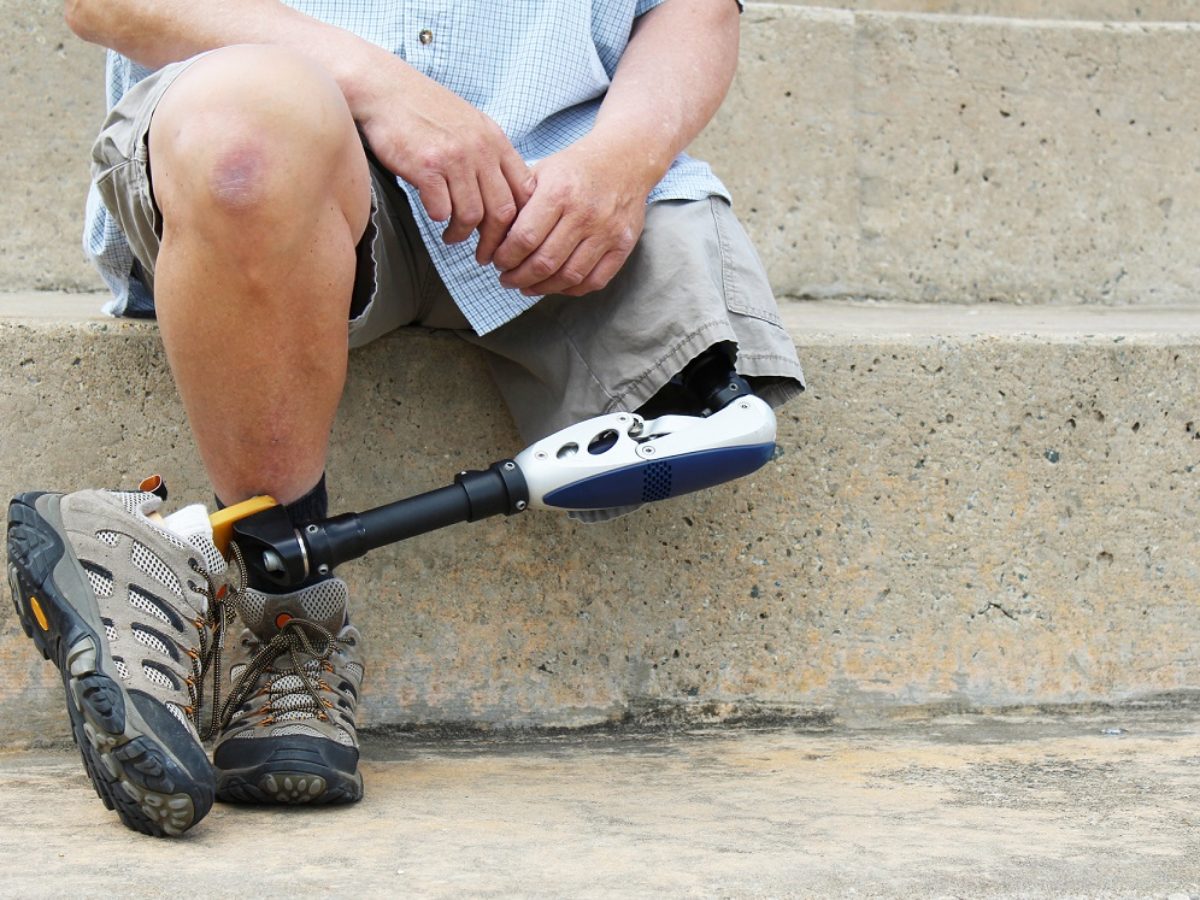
86, 0, 736, 334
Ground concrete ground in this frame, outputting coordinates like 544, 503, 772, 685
2, 703, 1199, 897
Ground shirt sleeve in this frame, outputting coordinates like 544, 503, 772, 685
635, 0, 744, 16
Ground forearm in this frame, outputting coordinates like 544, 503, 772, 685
589, 0, 740, 197
63, 0, 406, 119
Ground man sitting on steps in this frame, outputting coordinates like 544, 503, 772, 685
8, 0, 804, 835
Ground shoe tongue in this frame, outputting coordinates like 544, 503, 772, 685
235, 578, 349, 641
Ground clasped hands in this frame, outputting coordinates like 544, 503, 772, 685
360, 76, 650, 299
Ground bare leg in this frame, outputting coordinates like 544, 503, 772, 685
148, 45, 371, 505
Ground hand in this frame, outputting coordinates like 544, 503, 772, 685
354, 58, 533, 261
491, 136, 652, 298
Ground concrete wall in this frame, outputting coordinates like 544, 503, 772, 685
2, 298, 1198, 744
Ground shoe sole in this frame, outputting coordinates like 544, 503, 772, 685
7, 493, 215, 837
216, 737, 363, 805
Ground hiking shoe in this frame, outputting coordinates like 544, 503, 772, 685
6, 488, 231, 836
214, 577, 364, 804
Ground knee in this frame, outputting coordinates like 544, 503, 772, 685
150, 46, 362, 226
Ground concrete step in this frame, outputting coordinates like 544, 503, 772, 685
2, 292, 1198, 745
7, 3, 1200, 307
2, 705, 1199, 892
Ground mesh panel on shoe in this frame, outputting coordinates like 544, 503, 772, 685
95, 530, 120, 547
103, 620, 118, 642
187, 536, 226, 578
113, 658, 130, 680
268, 724, 324, 739
299, 581, 347, 625
130, 540, 184, 599
132, 626, 173, 658
113, 492, 189, 551
142, 662, 178, 691
272, 693, 319, 713
344, 662, 364, 682
83, 563, 113, 599
115, 491, 156, 516
130, 541, 184, 597
276, 709, 318, 722
129, 586, 175, 626
236, 592, 268, 633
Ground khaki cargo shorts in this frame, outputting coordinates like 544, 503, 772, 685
93, 56, 806, 442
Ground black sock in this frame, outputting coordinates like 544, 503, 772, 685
217, 475, 331, 593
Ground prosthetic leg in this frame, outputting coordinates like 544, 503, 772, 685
219, 350, 777, 589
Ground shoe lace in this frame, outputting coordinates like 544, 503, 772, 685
182, 543, 246, 741
216, 614, 341, 734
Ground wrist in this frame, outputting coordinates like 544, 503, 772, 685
577, 128, 670, 199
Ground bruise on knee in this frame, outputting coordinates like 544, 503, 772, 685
208, 143, 269, 212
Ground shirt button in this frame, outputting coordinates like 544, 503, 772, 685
418, 29, 433, 45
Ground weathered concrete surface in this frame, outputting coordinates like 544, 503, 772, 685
778, 0, 1200, 21
2, 707, 1200, 895
7, 3, 1200, 308
2, 295, 1199, 745
4, 1, 104, 291
693, 6, 1200, 306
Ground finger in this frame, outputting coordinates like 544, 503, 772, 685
493, 194, 562, 275
526, 236, 607, 297
415, 173, 452, 224
560, 247, 632, 298
498, 214, 581, 292
475, 168, 519, 266
500, 148, 536, 209
442, 173, 485, 244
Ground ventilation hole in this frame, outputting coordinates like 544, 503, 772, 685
82, 562, 114, 599
344, 662, 364, 681
130, 541, 183, 599
641, 461, 673, 502
587, 429, 619, 455
128, 585, 184, 631
112, 657, 130, 680
95, 530, 120, 547
132, 624, 180, 661
102, 619, 118, 643
142, 661, 180, 691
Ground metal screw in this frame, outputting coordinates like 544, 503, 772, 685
317, 564, 330, 576
643, 446, 656, 455
504, 462, 516, 471
306, 524, 319, 534
535, 451, 548, 460
516, 500, 527, 511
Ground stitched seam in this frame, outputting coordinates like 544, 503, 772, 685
604, 319, 728, 411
